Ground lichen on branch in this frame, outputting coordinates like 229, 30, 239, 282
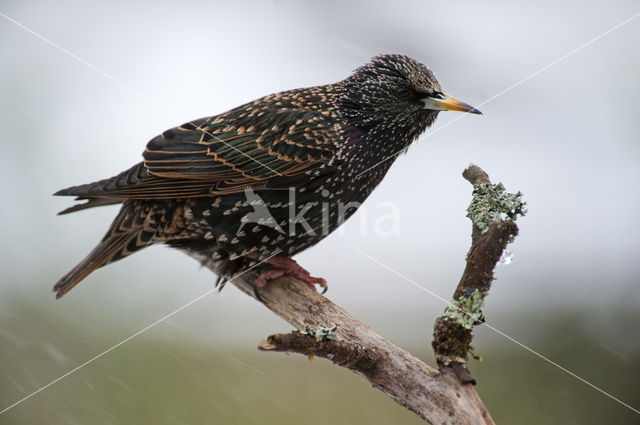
443, 288, 487, 330
466, 182, 526, 234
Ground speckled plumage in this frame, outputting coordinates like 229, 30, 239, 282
53, 54, 480, 298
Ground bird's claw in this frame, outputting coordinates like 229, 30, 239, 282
253, 255, 328, 294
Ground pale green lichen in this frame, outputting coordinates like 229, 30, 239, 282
467, 183, 526, 234
443, 289, 488, 330
300, 325, 337, 340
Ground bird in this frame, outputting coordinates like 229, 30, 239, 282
53, 54, 481, 299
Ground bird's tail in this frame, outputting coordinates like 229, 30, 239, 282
53, 233, 141, 298
53, 202, 156, 299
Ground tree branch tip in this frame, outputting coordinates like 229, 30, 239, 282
463, 164, 491, 186
257, 331, 338, 354
258, 339, 278, 351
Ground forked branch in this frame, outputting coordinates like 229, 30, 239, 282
212, 164, 524, 424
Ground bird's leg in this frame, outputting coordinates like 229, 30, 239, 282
253, 255, 328, 293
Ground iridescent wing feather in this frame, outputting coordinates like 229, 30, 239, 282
56, 107, 340, 204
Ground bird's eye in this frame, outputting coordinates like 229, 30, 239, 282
397, 87, 411, 100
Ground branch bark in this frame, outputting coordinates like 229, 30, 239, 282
202, 164, 524, 424
432, 165, 522, 385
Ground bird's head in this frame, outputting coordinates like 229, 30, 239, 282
340, 54, 480, 149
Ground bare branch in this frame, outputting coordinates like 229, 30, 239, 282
197, 164, 524, 424
231, 275, 495, 425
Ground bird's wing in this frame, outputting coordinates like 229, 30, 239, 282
142, 107, 339, 195
59, 108, 341, 201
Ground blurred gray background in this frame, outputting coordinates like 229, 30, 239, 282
1, 1, 639, 424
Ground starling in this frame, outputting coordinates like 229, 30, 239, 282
53, 54, 481, 299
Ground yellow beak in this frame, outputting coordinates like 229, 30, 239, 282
422, 93, 482, 114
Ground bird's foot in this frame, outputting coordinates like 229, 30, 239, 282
254, 256, 328, 293
254, 268, 286, 287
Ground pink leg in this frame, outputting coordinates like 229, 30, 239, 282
253, 255, 328, 293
